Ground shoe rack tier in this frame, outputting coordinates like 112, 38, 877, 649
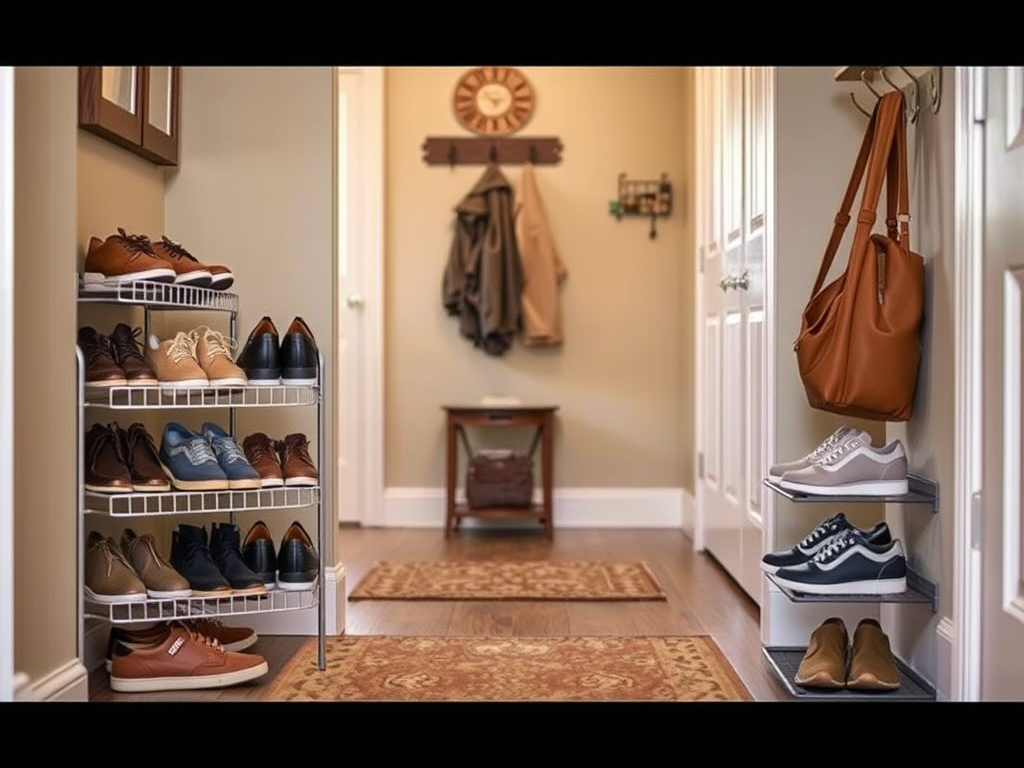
84, 586, 319, 624
83, 383, 320, 409
77, 277, 239, 313
762, 647, 936, 700
762, 473, 939, 512
764, 568, 938, 613
85, 486, 320, 518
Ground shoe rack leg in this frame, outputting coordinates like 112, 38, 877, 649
316, 352, 326, 671
75, 346, 85, 664
228, 310, 237, 528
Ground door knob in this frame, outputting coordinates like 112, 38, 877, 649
719, 276, 732, 292
346, 295, 365, 308
734, 270, 749, 290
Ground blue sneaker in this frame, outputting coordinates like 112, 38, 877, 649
200, 422, 262, 490
159, 422, 229, 491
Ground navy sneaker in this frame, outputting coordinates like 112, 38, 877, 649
235, 317, 281, 386
210, 523, 268, 596
772, 529, 907, 595
760, 513, 892, 574
200, 423, 262, 490
241, 520, 278, 589
159, 422, 230, 491
280, 317, 318, 385
277, 520, 319, 591
170, 525, 232, 597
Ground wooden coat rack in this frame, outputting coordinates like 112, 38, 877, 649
422, 136, 563, 167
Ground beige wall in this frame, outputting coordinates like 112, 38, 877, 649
165, 67, 336, 560
385, 67, 695, 491
13, 67, 78, 681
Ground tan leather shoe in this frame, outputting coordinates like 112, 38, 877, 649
84, 531, 148, 603
795, 617, 848, 689
276, 433, 319, 487
104, 619, 258, 671
78, 327, 127, 387
193, 326, 247, 387
848, 618, 901, 690
82, 228, 176, 290
109, 624, 268, 692
151, 236, 234, 290
242, 432, 284, 487
146, 330, 208, 389
84, 423, 132, 493
120, 528, 191, 599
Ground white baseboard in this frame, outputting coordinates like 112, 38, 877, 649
681, 489, 696, 539
935, 615, 954, 702
382, 487, 684, 528
26, 658, 89, 701
82, 563, 346, 673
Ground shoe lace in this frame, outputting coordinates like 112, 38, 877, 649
88, 426, 128, 469
280, 436, 315, 469
165, 331, 199, 364
112, 326, 148, 365
211, 436, 247, 465
81, 332, 115, 367
138, 534, 174, 570
799, 516, 843, 549
813, 530, 857, 563
170, 621, 225, 653
125, 424, 159, 461
184, 437, 218, 465
814, 437, 863, 467
159, 236, 199, 263
114, 228, 157, 262
245, 436, 275, 466
803, 429, 847, 463
98, 538, 134, 577
201, 328, 236, 361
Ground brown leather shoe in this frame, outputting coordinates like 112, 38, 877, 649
276, 433, 319, 487
119, 423, 171, 492
795, 617, 848, 689
108, 324, 158, 386
78, 327, 127, 387
120, 528, 191, 599
193, 326, 247, 387
848, 618, 901, 690
84, 423, 132, 493
82, 228, 176, 290
84, 531, 148, 603
103, 619, 257, 671
242, 432, 284, 487
188, 618, 258, 652
151, 236, 234, 290
109, 624, 268, 692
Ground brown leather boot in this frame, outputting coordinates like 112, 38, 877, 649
242, 432, 284, 487
276, 433, 319, 487
848, 618, 901, 690
795, 617, 848, 689
120, 423, 171, 492
108, 324, 158, 386
84, 423, 132, 493
79, 327, 127, 387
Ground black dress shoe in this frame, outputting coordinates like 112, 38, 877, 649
277, 520, 319, 590
280, 317, 319, 385
170, 525, 232, 597
241, 520, 278, 590
235, 317, 281, 386
210, 523, 268, 596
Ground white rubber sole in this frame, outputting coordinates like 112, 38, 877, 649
160, 461, 230, 492
147, 588, 192, 599
158, 379, 209, 389
284, 477, 319, 487
84, 586, 148, 604
260, 478, 285, 488
84, 483, 133, 494
125, 378, 159, 387
759, 561, 782, 574
247, 378, 281, 387
281, 377, 317, 386
190, 588, 234, 597
767, 473, 783, 483
227, 478, 263, 490
85, 379, 128, 388
277, 578, 316, 591
224, 633, 258, 653
132, 482, 172, 493
778, 478, 909, 496
771, 575, 907, 595
207, 377, 248, 388
110, 660, 269, 692
230, 585, 268, 597
174, 271, 213, 286
82, 269, 176, 290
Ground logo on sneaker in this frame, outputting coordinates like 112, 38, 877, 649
168, 637, 185, 656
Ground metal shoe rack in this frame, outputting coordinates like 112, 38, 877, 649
75, 278, 327, 673
762, 475, 938, 700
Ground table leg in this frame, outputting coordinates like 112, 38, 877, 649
542, 413, 554, 539
445, 419, 457, 538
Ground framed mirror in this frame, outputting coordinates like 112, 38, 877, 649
78, 66, 180, 167
78, 66, 144, 148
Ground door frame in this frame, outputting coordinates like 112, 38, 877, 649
0, 66, 14, 701
334, 67, 385, 527
952, 65, 984, 701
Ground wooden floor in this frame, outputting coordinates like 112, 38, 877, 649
90, 527, 791, 701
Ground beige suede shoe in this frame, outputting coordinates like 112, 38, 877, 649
848, 618, 901, 690
193, 326, 247, 387
795, 617, 848, 689
147, 331, 209, 389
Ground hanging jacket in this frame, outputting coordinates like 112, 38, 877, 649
515, 163, 567, 346
442, 164, 523, 356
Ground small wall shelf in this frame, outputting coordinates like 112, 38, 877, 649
763, 646, 935, 701
762, 473, 939, 513
766, 567, 938, 613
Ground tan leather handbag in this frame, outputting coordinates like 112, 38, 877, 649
795, 91, 924, 422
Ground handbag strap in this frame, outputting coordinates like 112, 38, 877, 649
809, 91, 906, 299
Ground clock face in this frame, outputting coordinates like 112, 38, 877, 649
453, 67, 535, 136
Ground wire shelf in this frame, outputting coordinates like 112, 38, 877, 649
77, 277, 239, 313
83, 383, 319, 409
765, 567, 938, 612
85, 586, 318, 624
762, 473, 939, 512
84, 486, 320, 517
762, 646, 935, 700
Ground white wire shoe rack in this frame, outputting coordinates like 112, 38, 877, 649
76, 278, 327, 671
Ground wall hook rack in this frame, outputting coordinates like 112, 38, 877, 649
423, 136, 563, 167
836, 66, 942, 122
609, 172, 672, 239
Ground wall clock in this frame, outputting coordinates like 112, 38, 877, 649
453, 67, 535, 136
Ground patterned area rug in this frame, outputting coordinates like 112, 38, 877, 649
264, 636, 752, 701
348, 560, 666, 601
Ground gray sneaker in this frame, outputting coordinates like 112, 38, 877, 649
779, 435, 909, 496
768, 426, 869, 481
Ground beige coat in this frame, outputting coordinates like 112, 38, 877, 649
515, 164, 567, 347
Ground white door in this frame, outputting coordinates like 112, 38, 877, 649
335, 68, 384, 525
697, 66, 769, 603
0, 66, 14, 702
980, 66, 1024, 700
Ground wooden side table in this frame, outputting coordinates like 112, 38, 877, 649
442, 404, 558, 539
